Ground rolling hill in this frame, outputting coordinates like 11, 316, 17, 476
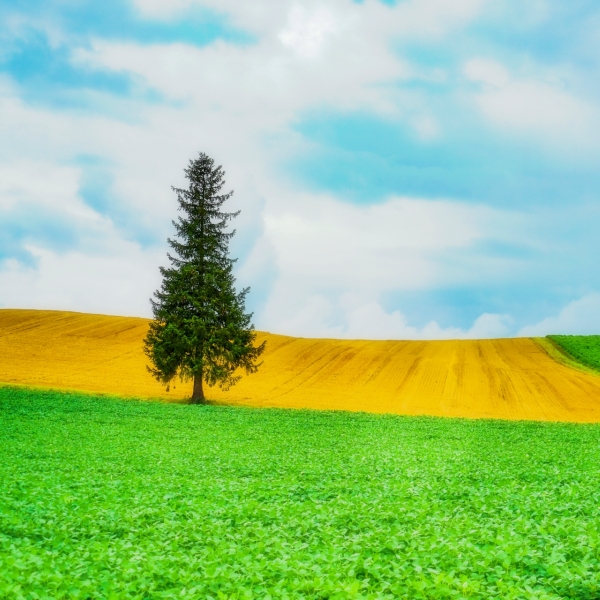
1, 309, 600, 422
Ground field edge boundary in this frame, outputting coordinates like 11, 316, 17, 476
0, 381, 185, 405
532, 337, 600, 378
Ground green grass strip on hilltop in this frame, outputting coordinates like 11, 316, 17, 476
2, 386, 600, 599
547, 335, 600, 374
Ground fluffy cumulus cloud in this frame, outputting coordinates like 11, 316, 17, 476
244, 194, 525, 336
271, 297, 514, 340
1, 0, 600, 338
464, 58, 600, 150
518, 294, 600, 337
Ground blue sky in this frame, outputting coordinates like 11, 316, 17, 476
1, 0, 600, 337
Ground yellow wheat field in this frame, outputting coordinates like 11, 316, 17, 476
2, 309, 600, 422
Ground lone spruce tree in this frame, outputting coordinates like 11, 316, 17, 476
144, 152, 265, 403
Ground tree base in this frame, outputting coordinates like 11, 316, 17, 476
191, 374, 205, 404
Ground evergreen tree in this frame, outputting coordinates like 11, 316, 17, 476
144, 152, 265, 403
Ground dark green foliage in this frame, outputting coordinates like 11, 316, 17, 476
548, 335, 600, 373
2, 387, 600, 598
144, 153, 264, 401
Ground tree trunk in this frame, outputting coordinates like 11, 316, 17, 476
191, 373, 205, 404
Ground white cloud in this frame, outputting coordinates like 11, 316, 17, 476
467, 312, 513, 338
273, 295, 342, 338
411, 114, 440, 140
279, 6, 337, 59
249, 194, 524, 336
72, 28, 406, 118
0, 158, 163, 316
0, 161, 96, 219
257, 194, 521, 292
341, 302, 513, 340
518, 293, 600, 336
107, 0, 489, 125
0, 245, 162, 316
464, 58, 510, 88
465, 58, 598, 148
269, 295, 513, 340
131, 0, 484, 41
0, 159, 128, 262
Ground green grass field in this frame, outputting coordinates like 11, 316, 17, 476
549, 335, 600, 374
2, 387, 600, 599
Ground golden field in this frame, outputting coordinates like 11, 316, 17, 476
2, 309, 600, 422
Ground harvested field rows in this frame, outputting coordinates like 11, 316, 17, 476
2, 309, 600, 422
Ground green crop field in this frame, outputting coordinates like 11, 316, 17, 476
549, 335, 600, 374
2, 387, 600, 599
